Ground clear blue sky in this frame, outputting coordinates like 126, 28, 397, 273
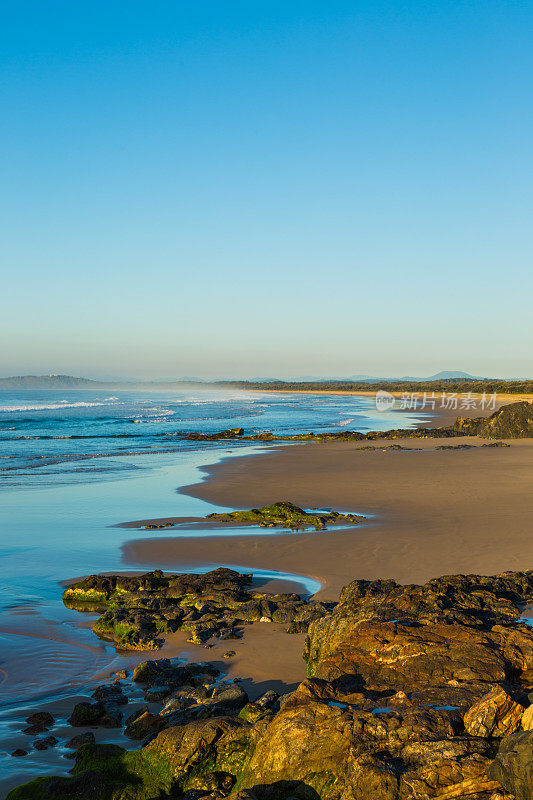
1, 1, 531, 379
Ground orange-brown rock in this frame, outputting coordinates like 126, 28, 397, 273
463, 687, 524, 737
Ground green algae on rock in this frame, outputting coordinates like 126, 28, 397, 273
63, 568, 330, 651
205, 501, 364, 530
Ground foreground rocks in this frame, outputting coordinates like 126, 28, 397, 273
63, 567, 330, 650
12, 569, 533, 799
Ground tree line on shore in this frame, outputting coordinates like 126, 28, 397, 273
214, 379, 533, 394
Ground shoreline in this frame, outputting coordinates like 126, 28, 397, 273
122, 434, 533, 600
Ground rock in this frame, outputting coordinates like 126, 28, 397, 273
16, 568, 533, 800
91, 682, 128, 704
23, 711, 55, 734
256, 690, 279, 708
463, 686, 524, 737
487, 730, 533, 799
124, 709, 165, 740
184, 427, 245, 440
67, 700, 122, 727
24, 711, 54, 729
454, 401, 533, 439
521, 704, 533, 730
63, 568, 322, 652
114, 668, 129, 678
133, 658, 172, 683
200, 683, 248, 716
11, 749, 28, 757
66, 731, 96, 749
206, 502, 364, 531
144, 684, 171, 701
22, 724, 48, 735
33, 735, 58, 750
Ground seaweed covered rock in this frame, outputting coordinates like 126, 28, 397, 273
64, 568, 325, 650
206, 502, 364, 531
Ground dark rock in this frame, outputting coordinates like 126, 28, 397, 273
11, 749, 28, 757
91, 682, 128, 704
63, 567, 321, 652
144, 684, 171, 701
66, 731, 96, 749
25, 711, 54, 728
487, 730, 533, 799
33, 735, 58, 750
124, 709, 165, 740
67, 700, 122, 728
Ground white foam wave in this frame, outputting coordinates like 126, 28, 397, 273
0, 401, 112, 412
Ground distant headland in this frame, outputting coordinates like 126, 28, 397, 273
1, 372, 533, 394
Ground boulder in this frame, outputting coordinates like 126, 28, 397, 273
454, 401, 533, 439
463, 686, 524, 737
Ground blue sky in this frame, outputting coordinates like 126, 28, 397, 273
1, 1, 531, 379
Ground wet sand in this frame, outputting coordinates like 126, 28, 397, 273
123, 436, 533, 600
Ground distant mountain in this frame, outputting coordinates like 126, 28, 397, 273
0, 374, 103, 389
292, 371, 486, 384
426, 370, 483, 381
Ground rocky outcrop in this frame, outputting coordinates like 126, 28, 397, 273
206, 502, 364, 530
455, 402, 533, 439
13, 569, 533, 799
64, 568, 329, 650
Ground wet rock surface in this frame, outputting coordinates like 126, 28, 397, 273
63, 567, 330, 650
11, 569, 533, 799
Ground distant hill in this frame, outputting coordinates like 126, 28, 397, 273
281, 371, 485, 384
426, 370, 483, 381
0, 374, 104, 389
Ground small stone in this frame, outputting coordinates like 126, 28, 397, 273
115, 669, 129, 679
11, 749, 28, 757
223, 651, 236, 658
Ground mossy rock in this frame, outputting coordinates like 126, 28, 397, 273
206, 501, 362, 531
8, 719, 253, 800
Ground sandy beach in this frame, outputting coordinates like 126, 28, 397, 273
123, 434, 533, 600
